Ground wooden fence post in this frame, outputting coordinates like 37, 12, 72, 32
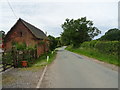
2, 52, 6, 71
3, 63, 6, 71
35, 49, 37, 59
12, 48, 15, 68
12, 47, 18, 68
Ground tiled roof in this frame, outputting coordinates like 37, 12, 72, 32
19, 18, 47, 39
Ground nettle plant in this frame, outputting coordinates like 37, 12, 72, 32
12, 41, 26, 50
38, 40, 45, 46
12, 41, 36, 51
26, 45, 36, 51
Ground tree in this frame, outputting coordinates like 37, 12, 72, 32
55, 37, 62, 47
0, 30, 5, 39
61, 17, 101, 47
0, 30, 5, 48
99, 28, 120, 41
48, 35, 58, 51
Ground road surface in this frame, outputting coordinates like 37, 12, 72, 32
40, 47, 118, 88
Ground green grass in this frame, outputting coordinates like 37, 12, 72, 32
31, 51, 57, 67
15, 50, 57, 68
19, 51, 57, 72
66, 45, 119, 66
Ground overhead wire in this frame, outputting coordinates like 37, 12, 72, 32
6, 0, 18, 19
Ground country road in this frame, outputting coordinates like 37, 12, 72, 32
40, 47, 118, 88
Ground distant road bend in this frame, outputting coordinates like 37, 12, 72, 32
40, 47, 118, 88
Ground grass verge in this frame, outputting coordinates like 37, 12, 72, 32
66, 45, 119, 66
31, 51, 57, 68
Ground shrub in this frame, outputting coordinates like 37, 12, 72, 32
95, 41, 119, 55
81, 41, 120, 56
2, 52, 13, 64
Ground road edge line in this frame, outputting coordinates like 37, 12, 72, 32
36, 65, 47, 88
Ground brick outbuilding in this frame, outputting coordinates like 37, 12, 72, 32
4, 18, 49, 57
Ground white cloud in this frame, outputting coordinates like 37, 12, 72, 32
0, 0, 119, 3
0, 1, 118, 38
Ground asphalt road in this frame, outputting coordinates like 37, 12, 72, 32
40, 47, 118, 88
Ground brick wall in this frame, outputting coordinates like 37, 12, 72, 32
4, 20, 48, 57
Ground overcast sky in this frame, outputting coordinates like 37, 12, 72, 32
0, 0, 119, 39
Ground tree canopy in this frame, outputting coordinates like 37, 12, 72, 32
0, 30, 5, 38
61, 17, 101, 47
99, 28, 120, 41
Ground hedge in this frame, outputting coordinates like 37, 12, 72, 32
81, 40, 120, 56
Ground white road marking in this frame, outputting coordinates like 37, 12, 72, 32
36, 65, 47, 88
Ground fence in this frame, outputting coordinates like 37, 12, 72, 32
0, 48, 37, 72
0, 51, 13, 72
0, 62, 14, 72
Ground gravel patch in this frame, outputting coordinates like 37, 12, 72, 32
2, 66, 44, 88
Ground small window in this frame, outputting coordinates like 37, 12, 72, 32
20, 32, 22, 37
